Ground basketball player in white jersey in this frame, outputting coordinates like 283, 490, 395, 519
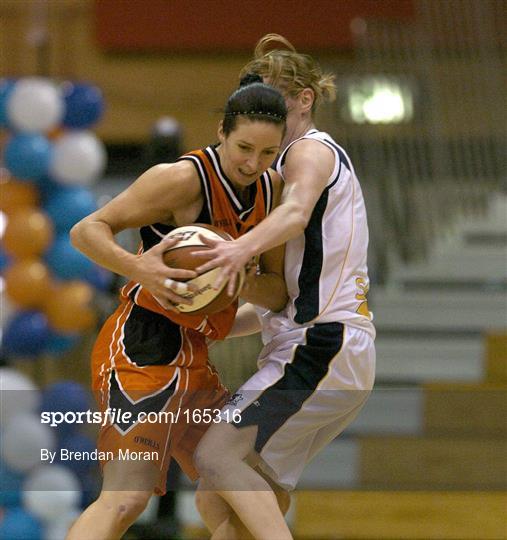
193, 34, 376, 539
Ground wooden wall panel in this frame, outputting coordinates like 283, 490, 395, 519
1, 0, 504, 146
94, 0, 415, 52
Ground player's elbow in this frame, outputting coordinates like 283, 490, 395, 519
69, 219, 85, 250
270, 294, 289, 313
265, 280, 288, 313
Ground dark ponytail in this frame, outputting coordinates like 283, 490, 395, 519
239, 73, 263, 87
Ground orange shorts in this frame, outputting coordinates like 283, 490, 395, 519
91, 300, 229, 495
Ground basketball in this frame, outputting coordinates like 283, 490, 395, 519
162, 224, 245, 315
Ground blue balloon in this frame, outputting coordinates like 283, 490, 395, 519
57, 433, 96, 475
0, 464, 24, 507
0, 78, 16, 128
44, 186, 97, 232
62, 82, 104, 129
2, 310, 50, 358
4, 133, 53, 181
44, 329, 80, 356
0, 507, 43, 540
34, 174, 61, 204
44, 234, 95, 280
41, 380, 91, 437
41, 380, 91, 413
40, 381, 91, 437
0, 247, 12, 272
84, 264, 114, 292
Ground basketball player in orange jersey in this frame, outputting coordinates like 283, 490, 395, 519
66, 80, 288, 540
193, 35, 375, 540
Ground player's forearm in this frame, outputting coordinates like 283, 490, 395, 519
70, 219, 140, 280
241, 273, 288, 313
236, 202, 307, 257
228, 303, 262, 338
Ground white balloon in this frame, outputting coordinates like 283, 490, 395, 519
8, 77, 64, 133
1, 413, 55, 472
0, 367, 41, 425
23, 465, 81, 522
44, 508, 80, 540
0, 278, 16, 340
0, 209, 7, 238
50, 131, 106, 185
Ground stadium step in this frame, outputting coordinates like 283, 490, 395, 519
374, 335, 484, 382
390, 243, 507, 289
359, 436, 507, 489
486, 331, 507, 383
388, 193, 507, 290
423, 381, 507, 436
371, 289, 507, 333
293, 490, 507, 539
347, 386, 423, 435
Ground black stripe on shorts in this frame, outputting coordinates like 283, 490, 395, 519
123, 305, 182, 367
235, 322, 344, 452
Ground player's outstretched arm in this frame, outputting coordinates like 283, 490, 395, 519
194, 140, 334, 294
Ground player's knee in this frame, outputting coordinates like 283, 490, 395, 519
194, 445, 224, 479
193, 446, 214, 478
115, 492, 151, 525
99, 490, 151, 525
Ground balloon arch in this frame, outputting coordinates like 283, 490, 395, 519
0, 77, 109, 537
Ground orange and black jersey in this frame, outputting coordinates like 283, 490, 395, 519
139, 145, 274, 249
119, 144, 274, 340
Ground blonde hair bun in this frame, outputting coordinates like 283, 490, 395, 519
243, 33, 336, 111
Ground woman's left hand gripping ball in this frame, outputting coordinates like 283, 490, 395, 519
131, 236, 198, 311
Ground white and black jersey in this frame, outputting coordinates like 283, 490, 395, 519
271, 129, 375, 338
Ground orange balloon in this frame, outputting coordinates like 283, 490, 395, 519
2, 208, 54, 258
0, 173, 39, 215
46, 126, 64, 140
4, 258, 53, 308
45, 280, 97, 332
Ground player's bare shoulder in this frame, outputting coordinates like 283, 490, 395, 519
138, 160, 201, 207
149, 161, 200, 193
286, 138, 334, 173
283, 138, 335, 191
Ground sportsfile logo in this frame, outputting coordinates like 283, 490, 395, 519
40, 407, 243, 428
39, 408, 180, 428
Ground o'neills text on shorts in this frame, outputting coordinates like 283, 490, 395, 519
40, 448, 159, 464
